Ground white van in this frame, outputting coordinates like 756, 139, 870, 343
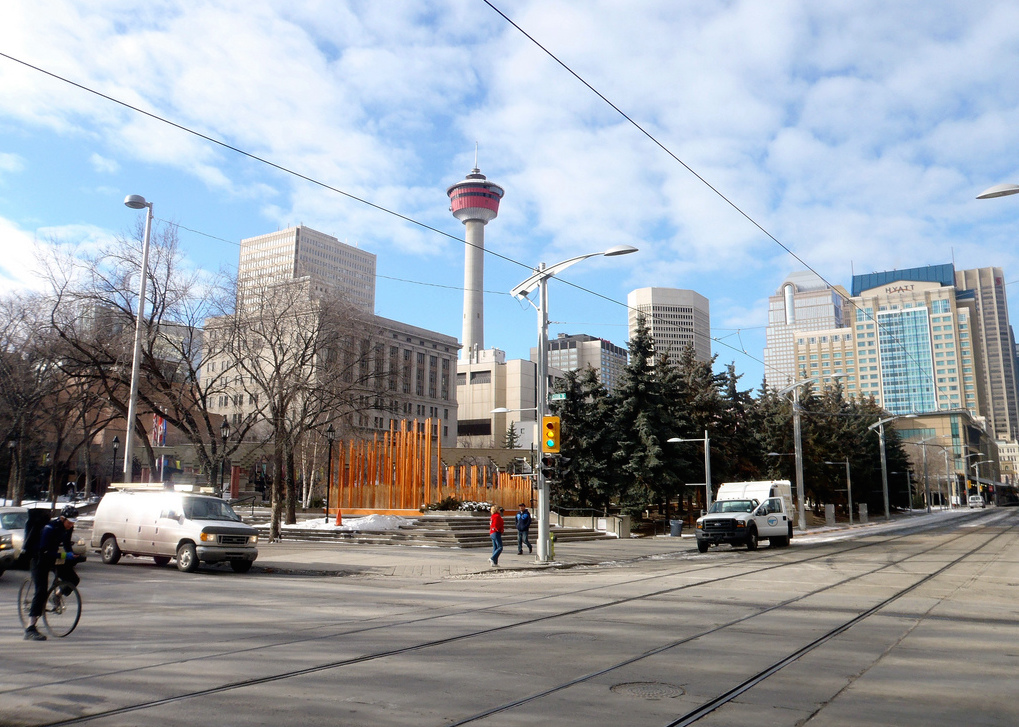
91, 490, 258, 573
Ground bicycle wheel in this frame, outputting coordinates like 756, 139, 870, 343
42, 581, 81, 637
17, 578, 33, 629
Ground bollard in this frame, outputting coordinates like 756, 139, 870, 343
858, 503, 868, 524
549, 531, 555, 561
825, 504, 835, 527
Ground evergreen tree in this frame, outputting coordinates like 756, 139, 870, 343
550, 366, 615, 510
610, 315, 680, 515
502, 422, 521, 449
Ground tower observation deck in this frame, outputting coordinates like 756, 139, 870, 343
447, 167, 504, 360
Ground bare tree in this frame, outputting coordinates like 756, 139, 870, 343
218, 277, 380, 540
41, 223, 245, 486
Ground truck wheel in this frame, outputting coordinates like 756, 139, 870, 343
746, 527, 759, 551
153, 556, 171, 566
771, 535, 788, 548
230, 559, 253, 573
176, 543, 199, 572
788, 523, 794, 541
697, 540, 709, 553
101, 536, 122, 565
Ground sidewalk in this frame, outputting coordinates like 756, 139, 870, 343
253, 506, 991, 578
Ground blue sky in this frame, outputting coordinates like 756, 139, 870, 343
2, 1, 1019, 389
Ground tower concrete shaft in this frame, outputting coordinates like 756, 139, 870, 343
447, 167, 504, 360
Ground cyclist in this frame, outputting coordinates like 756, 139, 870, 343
24, 505, 80, 641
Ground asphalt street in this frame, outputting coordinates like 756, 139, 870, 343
1, 507, 1015, 727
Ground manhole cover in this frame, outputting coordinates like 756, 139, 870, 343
610, 682, 685, 700
545, 632, 597, 642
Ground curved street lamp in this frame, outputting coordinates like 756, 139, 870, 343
511, 245, 638, 563
867, 413, 917, 520
122, 194, 154, 482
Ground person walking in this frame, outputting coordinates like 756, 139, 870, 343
488, 505, 504, 567
515, 503, 532, 555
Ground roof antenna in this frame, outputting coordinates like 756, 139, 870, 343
474, 141, 479, 171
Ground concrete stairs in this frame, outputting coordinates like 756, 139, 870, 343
246, 512, 615, 549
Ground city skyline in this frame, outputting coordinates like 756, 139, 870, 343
3, 3, 1019, 388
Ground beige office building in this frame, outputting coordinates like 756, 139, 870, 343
627, 287, 711, 363
530, 333, 628, 393
238, 226, 376, 311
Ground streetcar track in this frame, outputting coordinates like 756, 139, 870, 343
8, 519, 951, 700
444, 518, 1014, 726
31, 516, 1003, 726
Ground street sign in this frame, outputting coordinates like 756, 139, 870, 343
550, 393, 567, 401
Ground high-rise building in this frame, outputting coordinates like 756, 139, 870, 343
447, 166, 504, 361
764, 271, 849, 388
955, 267, 1019, 442
530, 333, 628, 392
238, 226, 376, 311
211, 225, 457, 449
627, 287, 711, 363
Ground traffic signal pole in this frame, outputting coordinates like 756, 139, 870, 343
536, 265, 551, 563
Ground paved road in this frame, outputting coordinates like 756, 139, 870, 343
1, 507, 1015, 726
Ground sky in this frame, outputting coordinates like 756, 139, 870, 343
2, 0, 1019, 389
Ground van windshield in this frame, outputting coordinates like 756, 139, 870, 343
707, 499, 758, 514
182, 496, 242, 522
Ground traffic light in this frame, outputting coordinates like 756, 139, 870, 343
540, 454, 558, 478
541, 415, 561, 453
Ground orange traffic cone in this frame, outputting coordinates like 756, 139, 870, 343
334, 509, 342, 526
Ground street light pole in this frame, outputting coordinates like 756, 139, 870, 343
325, 423, 336, 523
111, 436, 120, 486
867, 414, 916, 521
220, 419, 230, 497
667, 430, 712, 512
122, 194, 154, 482
511, 245, 637, 563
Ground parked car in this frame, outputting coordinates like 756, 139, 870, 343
0, 528, 15, 577
0, 505, 88, 567
968, 494, 986, 509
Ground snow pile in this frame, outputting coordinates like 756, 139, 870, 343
282, 514, 414, 532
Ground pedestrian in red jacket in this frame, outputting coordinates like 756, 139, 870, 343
489, 505, 504, 567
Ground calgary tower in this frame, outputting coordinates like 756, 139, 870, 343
447, 163, 504, 361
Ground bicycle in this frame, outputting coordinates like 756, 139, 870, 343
18, 573, 82, 638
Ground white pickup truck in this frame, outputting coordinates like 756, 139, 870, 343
695, 480, 794, 552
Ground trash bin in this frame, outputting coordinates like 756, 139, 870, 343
669, 520, 683, 537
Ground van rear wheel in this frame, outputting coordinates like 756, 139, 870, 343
176, 543, 199, 572
101, 536, 122, 565
153, 556, 170, 567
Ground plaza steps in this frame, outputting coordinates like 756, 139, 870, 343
246, 513, 615, 548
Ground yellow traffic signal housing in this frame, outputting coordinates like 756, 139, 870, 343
541, 415, 561, 453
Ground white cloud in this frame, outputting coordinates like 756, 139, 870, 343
89, 153, 119, 174
0, 153, 25, 174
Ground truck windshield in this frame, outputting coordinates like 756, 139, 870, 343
707, 499, 758, 514
182, 496, 242, 522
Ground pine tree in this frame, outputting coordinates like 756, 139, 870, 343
502, 422, 521, 449
550, 366, 614, 510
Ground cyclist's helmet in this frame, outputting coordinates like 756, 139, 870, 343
60, 505, 79, 522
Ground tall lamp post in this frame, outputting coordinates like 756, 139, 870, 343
219, 419, 230, 497
971, 459, 992, 498
325, 423, 336, 523
510, 244, 638, 563
667, 431, 712, 512
823, 459, 853, 526
122, 194, 154, 482
776, 374, 843, 532
867, 414, 916, 520
111, 436, 120, 486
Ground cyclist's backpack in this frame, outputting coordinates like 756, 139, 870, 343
23, 508, 53, 559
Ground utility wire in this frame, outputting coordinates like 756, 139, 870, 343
0, 50, 798, 383
483, 0, 960, 403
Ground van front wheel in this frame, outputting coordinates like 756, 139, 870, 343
102, 536, 122, 565
176, 543, 199, 572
